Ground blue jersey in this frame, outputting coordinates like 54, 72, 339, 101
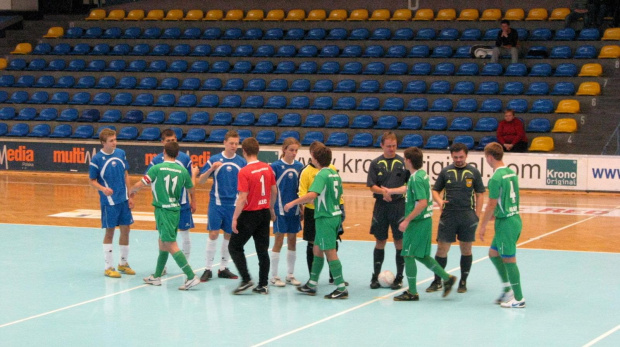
89, 149, 129, 206
146, 151, 193, 210
200, 152, 246, 206
271, 159, 304, 217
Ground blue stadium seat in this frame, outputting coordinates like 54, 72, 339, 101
549, 46, 572, 59
438, 28, 459, 40
121, 110, 143, 123
454, 45, 473, 58
302, 131, 325, 145
504, 63, 527, 76
51, 43, 71, 55
254, 45, 275, 57
375, 115, 398, 129
341, 45, 362, 57
530, 99, 554, 113
65, 27, 84, 38
482, 28, 501, 41
45, 59, 66, 71
238, 129, 253, 142
255, 112, 278, 126
110, 44, 130, 56
399, 116, 422, 130
428, 80, 451, 94
312, 79, 333, 92
146, 60, 167, 72
474, 117, 499, 131
171, 44, 191, 56
476, 81, 500, 95
370, 28, 391, 40
410, 62, 431, 75
279, 113, 302, 127
415, 28, 436, 40
326, 28, 348, 40
36, 108, 58, 121
381, 98, 404, 111
356, 97, 380, 110
202, 27, 222, 39
453, 135, 475, 150
182, 128, 206, 142
342, 62, 363, 74
90, 43, 110, 55
206, 129, 228, 143
449, 116, 474, 131
6, 90, 27, 104
243, 28, 263, 40
326, 114, 349, 128
116, 126, 138, 140
525, 46, 548, 59
319, 45, 340, 57
296, 61, 317, 74
252, 61, 274, 74
263, 28, 283, 40
187, 111, 209, 125
393, 28, 414, 40
108, 92, 131, 106
232, 112, 254, 126
230, 61, 252, 74
141, 27, 161, 39
480, 63, 503, 76
460, 28, 481, 41
100, 109, 122, 123
516, 28, 529, 41
501, 82, 525, 95
90, 92, 111, 105
554, 28, 576, 41
124, 59, 146, 72
424, 116, 448, 130
550, 82, 575, 95
239, 95, 263, 108
318, 61, 340, 74
209, 112, 232, 125
530, 28, 552, 41
385, 45, 407, 58
167, 60, 188, 72
386, 62, 408, 75
433, 62, 455, 76
191, 44, 212, 57
399, 134, 423, 148
431, 45, 453, 58
94, 75, 115, 89
6, 58, 27, 71
137, 127, 161, 141
135, 77, 156, 90
349, 28, 370, 40
49, 124, 72, 138
529, 63, 552, 77
165, 111, 188, 125
349, 132, 373, 147
32, 43, 51, 55
181, 27, 202, 39
452, 81, 475, 94
287, 96, 310, 109
132, 93, 155, 106
479, 98, 502, 112
25, 59, 45, 71
175, 94, 197, 107
274, 61, 296, 74
405, 98, 428, 111
27, 124, 51, 137
527, 118, 551, 132
297, 45, 318, 57
362, 62, 384, 75
350, 115, 373, 128
574, 45, 596, 59
256, 130, 276, 144
424, 135, 449, 149
404, 80, 426, 94
454, 98, 477, 112
70, 125, 94, 139
0, 75, 15, 87
363, 45, 384, 58
245, 78, 266, 91
179, 78, 200, 91
233, 45, 253, 57
57, 108, 78, 121
220, 95, 242, 108
284, 28, 305, 40
79, 109, 100, 122
264, 96, 287, 109
207, 61, 228, 73
325, 132, 349, 146
129, 43, 149, 56
455, 63, 479, 76
526, 82, 550, 95
142, 110, 165, 124
381, 80, 403, 93
201, 78, 222, 91
48, 92, 69, 104
310, 96, 333, 110
15, 107, 37, 120
506, 98, 528, 113
33, 75, 54, 88
302, 114, 326, 128
578, 28, 600, 41
161, 27, 181, 39
103, 60, 125, 72
553, 63, 578, 77
266, 79, 288, 92
122, 27, 140, 39
334, 79, 357, 93
66, 59, 86, 72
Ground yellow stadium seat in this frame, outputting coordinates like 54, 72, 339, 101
124, 10, 145, 21
264, 9, 285, 21
11, 42, 32, 54
549, 8, 570, 20
555, 100, 580, 114
223, 9, 243, 21
552, 119, 578, 133
457, 9, 479, 21
203, 10, 223, 21
576, 82, 601, 96
413, 9, 434, 21
244, 9, 264, 21
480, 9, 502, 21
306, 9, 326, 21
369, 9, 390, 21
85, 9, 105, 21
348, 9, 369, 21
144, 9, 164, 21
285, 9, 306, 21
43, 27, 64, 38
326, 9, 347, 21
391, 9, 412, 21
163, 9, 183, 21
598, 45, 620, 58
602, 28, 620, 41
183, 10, 204, 21
578, 63, 603, 77
529, 137, 555, 152
526, 8, 548, 21
504, 8, 525, 20
0, 58, 7, 70
436, 9, 456, 21
105, 9, 125, 21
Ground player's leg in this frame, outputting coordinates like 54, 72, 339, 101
178, 208, 194, 259
413, 218, 457, 297
270, 219, 286, 287
429, 213, 456, 292
285, 232, 301, 285
202, 202, 221, 281
390, 201, 406, 289
218, 206, 238, 279
496, 216, 525, 308
251, 209, 271, 294
456, 209, 477, 292
101, 204, 120, 278
229, 211, 255, 293
394, 256, 419, 301
370, 201, 389, 289
166, 240, 200, 290
458, 241, 473, 292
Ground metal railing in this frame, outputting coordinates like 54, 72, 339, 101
602, 122, 620, 155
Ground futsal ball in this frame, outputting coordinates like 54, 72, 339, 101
378, 270, 395, 288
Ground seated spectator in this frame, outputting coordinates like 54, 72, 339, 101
491, 20, 518, 64
565, 0, 593, 28
497, 109, 528, 152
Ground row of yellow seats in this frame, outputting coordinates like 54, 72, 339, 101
85, 8, 574, 22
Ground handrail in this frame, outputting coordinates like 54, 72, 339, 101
601, 122, 620, 155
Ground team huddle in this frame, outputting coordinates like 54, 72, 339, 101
89, 128, 525, 307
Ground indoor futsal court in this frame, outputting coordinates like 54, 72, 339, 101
0, 171, 618, 346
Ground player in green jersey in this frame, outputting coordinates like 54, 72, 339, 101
130, 141, 201, 291
385, 147, 457, 301
478, 142, 525, 308
284, 146, 348, 299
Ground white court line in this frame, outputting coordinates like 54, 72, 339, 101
583, 324, 620, 347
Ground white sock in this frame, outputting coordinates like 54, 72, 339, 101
103, 244, 113, 270
179, 230, 191, 259
270, 251, 280, 278
287, 250, 296, 276
220, 238, 230, 270
205, 238, 217, 270
119, 245, 129, 266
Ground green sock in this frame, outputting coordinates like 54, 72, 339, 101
309, 256, 324, 288
154, 251, 168, 278
328, 260, 345, 289
172, 251, 195, 280
490, 256, 511, 292
505, 263, 524, 300
404, 257, 418, 294
417, 255, 450, 281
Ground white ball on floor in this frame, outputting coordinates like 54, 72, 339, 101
378, 270, 395, 288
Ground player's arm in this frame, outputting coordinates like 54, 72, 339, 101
270, 183, 277, 221
478, 198, 498, 242
401, 198, 427, 227
432, 190, 447, 209
385, 185, 407, 195
231, 191, 248, 234
89, 178, 113, 196
475, 192, 485, 218
284, 192, 318, 212
189, 166, 199, 212
197, 161, 222, 184
125, 171, 135, 208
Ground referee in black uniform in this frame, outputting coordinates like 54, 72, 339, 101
366, 132, 410, 289
426, 143, 485, 293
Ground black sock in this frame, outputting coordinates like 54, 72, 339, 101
395, 251, 404, 277
373, 248, 385, 277
460, 255, 473, 282
306, 243, 314, 274
434, 256, 447, 283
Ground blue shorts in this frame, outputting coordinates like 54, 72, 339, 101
178, 208, 194, 231
101, 201, 133, 229
207, 202, 234, 234
273, 214, 301, 234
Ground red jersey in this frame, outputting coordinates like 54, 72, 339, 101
497, 118, 527, 145
237, 160, 276, 211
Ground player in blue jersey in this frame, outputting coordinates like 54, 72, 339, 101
146, 129, 196, 261
89, 129, 135, 278
269, 138, 304, 287
196, 130, 246, 282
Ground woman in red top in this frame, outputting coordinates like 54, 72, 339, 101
497, 109, 528, 152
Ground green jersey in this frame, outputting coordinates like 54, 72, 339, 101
143, 161, 194, 211
488, 166, 520, 219
309, 167, 343, 219
405, 169, 433, 221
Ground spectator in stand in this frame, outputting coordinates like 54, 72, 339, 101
491, 20, 518, 64
565, 0, 594, 28
497, 110, 528, 153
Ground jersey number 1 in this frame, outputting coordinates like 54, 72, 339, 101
163, 175, 178, 195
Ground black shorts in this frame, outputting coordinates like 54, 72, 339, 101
437, 209, 479, 243
370, 199, 405, 241
302, 207, 316, 242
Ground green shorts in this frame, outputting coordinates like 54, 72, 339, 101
401, 218, 432, 258
314, 216, 340, 251
154, 208, 180, 242
491, 215, 522, 258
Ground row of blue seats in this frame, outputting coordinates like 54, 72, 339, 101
61, 26, 604, 42
0, 74, 579, 96
0, 122, 497, 149
31, 42, 605, 59
0, 90, 565, 113
4, 58, 586, 77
